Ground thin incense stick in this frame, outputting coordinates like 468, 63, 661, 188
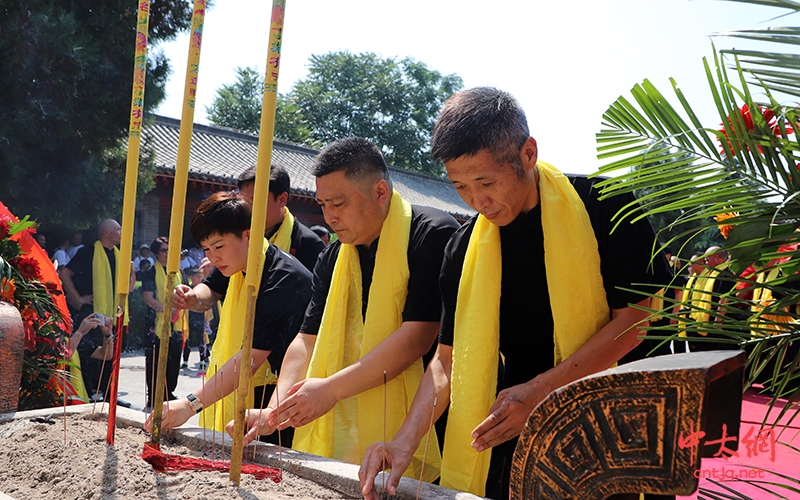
382, 370, 387, 497
416, 397, 438, 500
150, 348, 156, 410
253, 361, 268, 462
61, 372, 67, 446
213, 363, 219, 461
202, 370, 207, 457
276, 378, 283, 472
91, 338, 112, 421
220, 369, 225, 460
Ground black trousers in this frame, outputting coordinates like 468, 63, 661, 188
144, 332, 182, 407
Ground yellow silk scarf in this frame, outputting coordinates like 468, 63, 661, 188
750, 269, 795, 335
200, 238, 272, 432
69, 351, 89, 403
153, 262, 186, 338
91, 240, 128, 325
690, 266, 724, 326
92, 240, 117, 318
678, 272, 701, 337
293, 191, 441, 481
441, 161, 610, 496
270, 207, 294, 252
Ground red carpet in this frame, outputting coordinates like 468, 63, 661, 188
678, 388, 800, 499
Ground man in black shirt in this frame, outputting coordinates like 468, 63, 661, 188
147, 191, 312, 446
359, 88, 672, 500
234, 137, 459, 469
201, 164, 326, 301
238, 163, 325, 271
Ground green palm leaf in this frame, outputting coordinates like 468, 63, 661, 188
594, 1, 800, 496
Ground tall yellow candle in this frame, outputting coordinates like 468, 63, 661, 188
230, 0, 287, 484
108, 0, 151, 446
150, 0, 207, 448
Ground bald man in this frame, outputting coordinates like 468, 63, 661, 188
62, 219, 134, 405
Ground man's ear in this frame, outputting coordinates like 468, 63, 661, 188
242, 229, 251, 240
520, 137, 538, 172
277, 191, 289, 207
374, 178, 391, 206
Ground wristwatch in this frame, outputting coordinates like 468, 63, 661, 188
186, 393, 203, 413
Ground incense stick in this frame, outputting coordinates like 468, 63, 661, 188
416, 397, 437, 500
150, 348, 156, 411
213, 363, 218, 461
61, 371, 67, 446
275, 378, 283, 472
220, 368, 225, 461
382, 370, 387, 498
201, 369, 207, 457
91, 337, 112, 421
253, 362, 268, 462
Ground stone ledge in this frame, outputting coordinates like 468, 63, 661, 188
2, 405, 486, 500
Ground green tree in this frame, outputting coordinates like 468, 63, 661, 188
206, 52, 463, 175
288, 52, 463, 176
206, 66, 265, 134
0, 0, 193, 229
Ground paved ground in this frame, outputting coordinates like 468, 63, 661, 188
114, 349, 204, 427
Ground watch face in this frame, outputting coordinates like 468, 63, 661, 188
187, 394, 202, 412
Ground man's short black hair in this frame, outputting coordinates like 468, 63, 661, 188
312, 137, 392, 188
237, 163, 291, 197
431, 87, 529, 176
309, 225, 330, 238
191, 191, 252, 245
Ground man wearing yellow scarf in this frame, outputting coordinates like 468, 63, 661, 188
61, 219, 133, 405
141, 236, 183, 406
238, 163, 325, 272
682, 246, 742, 352
359, 88, 672, 500
147, 192, 313, 446
199, 164, 325, 323
234, 137, 459, 480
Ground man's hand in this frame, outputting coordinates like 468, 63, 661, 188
226, 408, 276, 446
144, 399, 194, 432
470, 382, 542, 452
359, 439, 416, 500
67, 293, 93, 311
172, 284, 196, 310
270, 378, 338, 429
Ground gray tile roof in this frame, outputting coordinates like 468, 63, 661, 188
144, 115, 475, 219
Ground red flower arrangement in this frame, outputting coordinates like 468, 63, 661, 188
10, 256, 41, 281
0, 203, 72, 410
718, 104, 795, 155
0, 214, 10, 241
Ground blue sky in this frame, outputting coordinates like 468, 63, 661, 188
153, 0, 798, 175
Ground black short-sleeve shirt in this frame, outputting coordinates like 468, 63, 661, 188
204, 218, 325, 296
66, 244, 117, 299
300, 205, 460, 335
438, 175, 672, 390
276, 218, 326, 272
65, 243, 117, 325
205, 244, 313, 373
